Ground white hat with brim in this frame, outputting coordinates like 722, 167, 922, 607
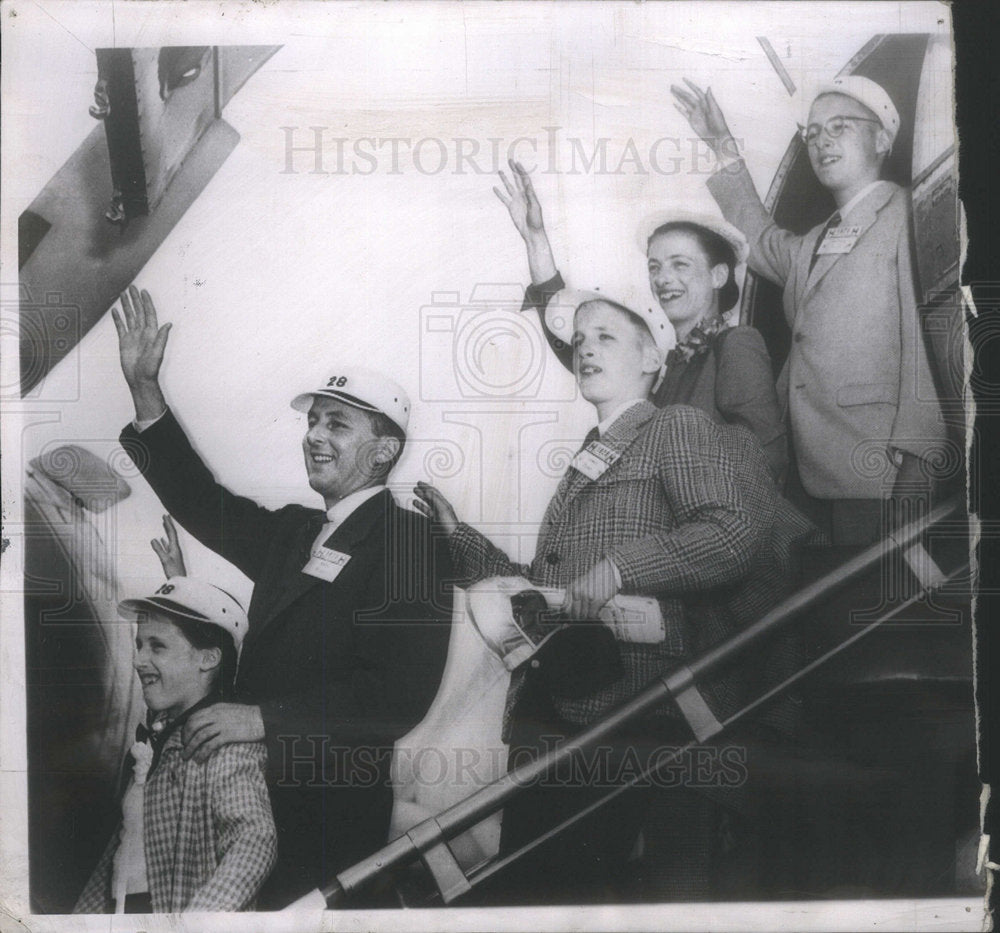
636, 210, 749, 265
119, 577, 249, 650
291, 366, 411, 435
813, 75, 900, 145
545, 286, 677, 386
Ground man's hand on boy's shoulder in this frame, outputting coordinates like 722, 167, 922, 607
182, 703, 266, 763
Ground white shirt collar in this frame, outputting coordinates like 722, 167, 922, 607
836, 180, 886, 221
596, 398, 647, 438
324, 484, 385, 529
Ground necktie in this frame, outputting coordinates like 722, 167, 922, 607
301, 513, 328, 559
809, 211, 842, 272
131, 718, 169, 782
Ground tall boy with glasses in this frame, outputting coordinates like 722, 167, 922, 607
672, 76, 946, 545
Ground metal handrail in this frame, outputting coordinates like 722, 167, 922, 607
295, 496, 966, 909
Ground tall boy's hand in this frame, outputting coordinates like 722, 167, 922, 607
182, 703, 265, 763
670, 79, 736, 156
111, 285, 171, 422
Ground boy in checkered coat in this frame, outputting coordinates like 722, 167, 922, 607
416, 289, 813, 902
74, 520, 276, 913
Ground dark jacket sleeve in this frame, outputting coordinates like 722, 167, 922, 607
714, 326, 789, 484
119, 409, 285, 582
522, 271, 572, 370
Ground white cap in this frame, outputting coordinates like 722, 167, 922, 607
291, 367, 411, 435
119, 578, 249, 649
813, 75, 900, 145
545, 286, 677, 359
636, 209, 749, 265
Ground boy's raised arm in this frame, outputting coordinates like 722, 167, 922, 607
670, 78, 738, 158
672, 79, 798, 288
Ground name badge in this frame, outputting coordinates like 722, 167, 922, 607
570, 440, 621, 481
302, 545, 351, 582
816, 224, 862, 255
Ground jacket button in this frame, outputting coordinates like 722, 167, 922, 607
546, 553, 560, 565
530, 659, 541, 669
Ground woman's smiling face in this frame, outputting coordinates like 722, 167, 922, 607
646, 229, 728, 339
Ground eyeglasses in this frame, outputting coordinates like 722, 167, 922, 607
800, 115, 881, 145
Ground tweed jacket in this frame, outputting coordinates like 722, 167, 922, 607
707, 161, 947, 499
450, 402, 814, 725
523, 275, 788, 482
118, 410, 454, 906
74, 732, 275, 912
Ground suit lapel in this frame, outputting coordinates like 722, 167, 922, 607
800, 183, 894, 304
246, 490, 392, 648
545, 401, 657, 525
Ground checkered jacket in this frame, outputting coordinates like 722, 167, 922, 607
74, 731, 276, 913
450, 402, 815, 725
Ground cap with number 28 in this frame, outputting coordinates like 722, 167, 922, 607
291, 366, 410, 435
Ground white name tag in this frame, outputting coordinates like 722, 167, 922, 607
302, 545, 351, 582
816, 224, 862, 255
570, 440, 621, 481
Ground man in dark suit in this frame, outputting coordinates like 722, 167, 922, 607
112, 285, 453, 908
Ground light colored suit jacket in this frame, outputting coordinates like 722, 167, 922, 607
708, 162, 947, 499
74, 733, 276, 913
450, 402, 814, 725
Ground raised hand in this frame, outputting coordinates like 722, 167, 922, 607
151, 514, 187, 578
112, 285, 171, 388
493, 159, 558, 285
493, 159, 546, 242
669, 78, 735, 155
412, 481, 460, 536
111, 285, 170, 421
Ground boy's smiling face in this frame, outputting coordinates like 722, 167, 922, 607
134, 612, 216, 720
806, 92, 888, 199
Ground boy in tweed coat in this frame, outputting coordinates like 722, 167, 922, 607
75, 527, 276, 913
416, 291, 812, 901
